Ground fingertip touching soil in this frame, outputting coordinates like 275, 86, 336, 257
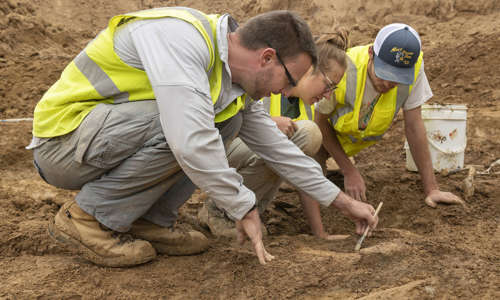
1, 0, 499, 298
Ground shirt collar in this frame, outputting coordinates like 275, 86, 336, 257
217, 14, 245, 98
217, 14, 238, 75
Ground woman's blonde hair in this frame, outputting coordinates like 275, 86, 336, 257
314, 26, 350, 74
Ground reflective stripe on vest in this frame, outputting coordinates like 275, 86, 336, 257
73, 51, 131, 104
328, 44, 422, 156
330, 56, 358, 126
73, 7, 216, 106
262, 93, 313, 121
303, 102, 313, 120
33, 7, 242, 137
77, 8, 217, 103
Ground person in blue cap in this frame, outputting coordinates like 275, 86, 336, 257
300, 23, 464, 239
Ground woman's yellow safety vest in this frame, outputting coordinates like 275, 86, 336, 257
262, 93, 314, 121
33, 7, 245, 138
329, 45, 423, 156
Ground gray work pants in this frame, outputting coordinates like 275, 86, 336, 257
225, 120, 322, 214
34, 101, 241, 232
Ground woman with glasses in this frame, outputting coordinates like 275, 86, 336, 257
198, 30, 352, 239
260, 33, 344, 141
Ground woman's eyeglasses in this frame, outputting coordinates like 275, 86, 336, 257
322, 71, 337, 93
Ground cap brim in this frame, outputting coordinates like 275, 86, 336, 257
373, 54, 415, 85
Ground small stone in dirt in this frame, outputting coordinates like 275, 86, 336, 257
424, 286, 435, 297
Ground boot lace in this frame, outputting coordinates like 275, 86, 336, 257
170, 222, 190, 234
111, 232, 135, 245
99, 223, 135, 245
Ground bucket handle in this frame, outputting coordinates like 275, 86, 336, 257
427, 136, 466, 155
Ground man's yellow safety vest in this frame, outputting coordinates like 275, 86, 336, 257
262, 93, 314, 121
33, 7, 245, 138
329, 45, 423, 156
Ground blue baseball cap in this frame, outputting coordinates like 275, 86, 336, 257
373, 23, 421, 85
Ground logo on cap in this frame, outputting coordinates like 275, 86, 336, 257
391, 47, 415, 66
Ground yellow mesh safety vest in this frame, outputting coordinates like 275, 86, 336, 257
261, 93, 314, 121
329, 45, 423, 156
33, 7, 245, 138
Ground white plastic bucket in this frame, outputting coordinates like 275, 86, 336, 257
405, 104, 467, 172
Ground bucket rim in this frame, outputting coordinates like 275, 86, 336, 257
421, 104, 468, 110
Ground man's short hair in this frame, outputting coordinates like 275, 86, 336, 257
238, 11, 317, 66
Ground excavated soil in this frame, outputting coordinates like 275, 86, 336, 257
1, 0, 499, 299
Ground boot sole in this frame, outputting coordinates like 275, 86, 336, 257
150, 241, 209, 256
48, 218, 156, 267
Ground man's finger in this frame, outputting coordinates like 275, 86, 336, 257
355, 191, 362, 202
355, 221, 364, 235
257, 252, 266, 265
424, 196, 438, 208
439, 197, 462, 204
254, 242, 268, 265
235, 221, 247, 245
445, 195, 465, 205
346, 188, 356, 200
438, 195, 466, 208
365, 205, 378, 232
264, 249, 275, 262
361, 191, 367, 202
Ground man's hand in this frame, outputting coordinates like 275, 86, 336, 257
424, 189, 465, 208
344, 168, 367, 202
235, 208, 275, 265
272, 116, 297, 138
331, 192, 378, 235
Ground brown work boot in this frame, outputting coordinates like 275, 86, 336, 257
129, 219, 209, 256
197, 199, 237, 238
198, 198, 267, 238
48, 200, 156, 267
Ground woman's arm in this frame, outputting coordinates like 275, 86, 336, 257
315, 111, 367, 201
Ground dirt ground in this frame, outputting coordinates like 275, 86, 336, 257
1, 0, 499, 299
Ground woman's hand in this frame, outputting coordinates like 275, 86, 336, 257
344, 168, 367, 202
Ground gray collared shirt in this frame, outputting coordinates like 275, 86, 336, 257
30, 13, 340, 220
